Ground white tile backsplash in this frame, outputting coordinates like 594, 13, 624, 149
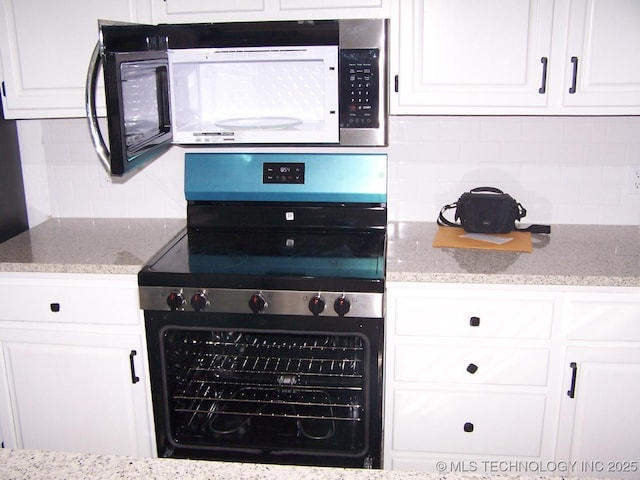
387, 116, 640, 225
17, 115, 640, 227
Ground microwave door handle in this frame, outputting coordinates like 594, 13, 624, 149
85, 41, 111, 175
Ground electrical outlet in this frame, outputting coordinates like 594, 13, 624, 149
627, 165, 640, 194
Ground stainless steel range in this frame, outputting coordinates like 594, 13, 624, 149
139, 152, 386, 468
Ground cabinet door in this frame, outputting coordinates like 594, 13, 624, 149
557, 348, 640, 479
560, 0, 640, 112
151, 0, 389, 23
391, 0, 554, 114
0, 0, 152, 119
0, 329, 153, 456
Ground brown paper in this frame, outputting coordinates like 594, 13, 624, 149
433, 226, 532, 253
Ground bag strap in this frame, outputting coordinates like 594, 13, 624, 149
516, 224, 551, 234
437, 202, 460, 228
511, 201, 551, 233
469, 186, 504, 195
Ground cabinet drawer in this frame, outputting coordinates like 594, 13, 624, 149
395, 345, 549, 386
0, 275, 140, 325
394, 296, 553, 339
392, 390, 545, 456
567, 299, 640, 341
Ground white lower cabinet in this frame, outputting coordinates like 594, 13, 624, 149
384, 283, 559, 473
385, 282, 640, 478
556, 348, 640, 479
555, 293, 640, 479
0, 330, 150, 455
0, 273, 154, 457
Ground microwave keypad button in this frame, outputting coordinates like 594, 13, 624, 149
340, 49, 379, 129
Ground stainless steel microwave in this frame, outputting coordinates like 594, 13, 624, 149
86, 19, 388, 177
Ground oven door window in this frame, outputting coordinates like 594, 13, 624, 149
158, 326, 372, 459
103, 51, 172, 176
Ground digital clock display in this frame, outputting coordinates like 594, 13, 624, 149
263, 163, 305, 184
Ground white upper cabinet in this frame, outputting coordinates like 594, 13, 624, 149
0, 0, 387, 119
151, 0, 390, 23
4, 0, 638, 119
391, 0, 554, 114
391, 0, 640, 115
560, 0, 640, 112
0, 0, 152, 119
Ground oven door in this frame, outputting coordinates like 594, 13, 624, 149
144, 311, 382, 468
86, 23, 172, 177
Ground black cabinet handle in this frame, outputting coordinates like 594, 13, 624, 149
463, 422, 474, 433
394, 74, 399, 93
567, 361, 578, 398
470, 316, 480, 327
569, 56, 579, 94
50, 303, 61, 312
466, 363, 478, 374
129, 350, 140, 384
539, 57, 548, 94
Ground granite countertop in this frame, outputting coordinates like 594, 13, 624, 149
0, 218, 638, 287
0, 218, 185, 275
387, 222, 640, 287
0, 449, 611, 480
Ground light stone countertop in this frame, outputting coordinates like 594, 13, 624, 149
0, 219, 638, 287
0, 449, 614, 480
387, 222, 640, 287
0, 218, 185, 275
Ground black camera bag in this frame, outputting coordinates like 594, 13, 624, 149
438, 187, 550, 234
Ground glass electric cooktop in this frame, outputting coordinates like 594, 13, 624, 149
139, 228, 386, 292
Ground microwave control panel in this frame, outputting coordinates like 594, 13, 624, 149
339, 49, 380, 129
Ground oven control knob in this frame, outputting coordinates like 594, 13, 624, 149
308, 295, 325, 316
190, 291, 209, 312
166, 291, 185, 311
334, 295, 351, 317
249, 293, 267, 314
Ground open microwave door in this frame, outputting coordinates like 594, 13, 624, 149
87, 22, 172, 177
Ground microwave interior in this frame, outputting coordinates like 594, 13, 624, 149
168, 45, 339, 145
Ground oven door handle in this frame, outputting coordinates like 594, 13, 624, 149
85, 41, 112, 175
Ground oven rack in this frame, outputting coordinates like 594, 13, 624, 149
190, 354, 364, 378
171, 333, 367, 384
185, 378, 363, 392
174, 386, 362, 423
166, 331, 368, 429
181, 340, 365, 360
175, 353, 366, 397
173, 377, 365, 422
